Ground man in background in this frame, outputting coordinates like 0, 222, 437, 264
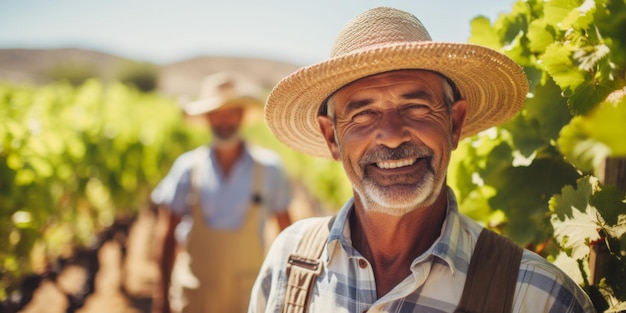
151, 71, 292, 313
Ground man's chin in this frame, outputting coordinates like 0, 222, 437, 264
360, 181, 438, 215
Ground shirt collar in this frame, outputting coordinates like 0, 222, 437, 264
325, 188, 470, 275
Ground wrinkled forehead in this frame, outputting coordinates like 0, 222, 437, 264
321, 69, 453, 115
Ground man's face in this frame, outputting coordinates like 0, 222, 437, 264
317, 70, 466, 215
206, 106, 245, 145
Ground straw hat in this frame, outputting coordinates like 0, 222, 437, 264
180, 71, 264, 118
265, 7, 528, 158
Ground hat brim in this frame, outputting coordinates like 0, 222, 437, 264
265, 41, 528, 159
182, 96, 264, 124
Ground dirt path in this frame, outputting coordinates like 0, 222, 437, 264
19, 208, 157, 313
17, 182, 328, 313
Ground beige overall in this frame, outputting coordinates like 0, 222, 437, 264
171, 152, 266, 313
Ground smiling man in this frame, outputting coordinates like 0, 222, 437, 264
249, 6, 596, 313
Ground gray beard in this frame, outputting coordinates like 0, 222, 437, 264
356, 171, 441, 216
345, 141, 441, 216
212, 132, 242, 149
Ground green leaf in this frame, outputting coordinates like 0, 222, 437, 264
542, 0, 580, 27
486, 156, 580, 214
587, 92, 626, 155
568, 80, 614, 116
485, 153, 580, 244
496, 0, 531, 45
457, 186, 497, 224
480, 142, 514, 181
560, 0, 597, 30
590, 185, 626, 226
558, 116, 611, 173
527, 19, 555, 53
503, 78, 571, 156
540, 43, 587, 93
549, 176, 594, 220
469, 16, 502, 49
551, 203, 601, 259
552, 251, 586, 285
558, 89, 626, 172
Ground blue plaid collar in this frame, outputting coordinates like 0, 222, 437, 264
325, 188, 470, 275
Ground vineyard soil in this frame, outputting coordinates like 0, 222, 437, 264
17, 182, 326, 313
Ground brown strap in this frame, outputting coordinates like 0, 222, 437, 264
455, 228, 523, 313
282, 216, 334, 313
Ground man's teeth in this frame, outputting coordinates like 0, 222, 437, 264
376, 159, 416, 169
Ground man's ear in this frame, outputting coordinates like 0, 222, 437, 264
450, 99, 467, 149
316, 115, 341, 160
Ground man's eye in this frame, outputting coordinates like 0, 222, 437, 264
405, 105, 430, 117
352, 110, 376, 123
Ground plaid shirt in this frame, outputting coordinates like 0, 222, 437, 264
249, 189, 596, 313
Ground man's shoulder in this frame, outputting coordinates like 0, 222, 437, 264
247, 145, 285, 170
266, 217, 333, 259
515, 250, 596, 312
281, 216, 332, 238
177, 146, 209, 161
519, 249, 581, 285
165, 146, 208, 173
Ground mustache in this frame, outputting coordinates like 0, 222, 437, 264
359, 142, 433, 166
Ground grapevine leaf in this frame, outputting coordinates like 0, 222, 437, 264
586, 92, 626, 155
561, 0, 597, 30
480, 141, 514, 180
603, 252, 626, 301
485, 154, 580, 244
557, 116, 611, 173
542, 0, 580, 27
558, 89, 626, 172
551, 203, 600, 259
549, 176, 594, 220
497, 0, 531, 45
486, 156, 580, 215
552, 251, 586, 285
469, 16, 502, 49
540, 43, 587, 94
502, 78, 571, 155
568, 80, 614, 116
606, 301, 626, 313
449, 139, 479, 200
457, 186, 496, 224
527, 19, 555, 53
590, 185, 626, 226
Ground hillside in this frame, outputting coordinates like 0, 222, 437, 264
0, 48, 300, 96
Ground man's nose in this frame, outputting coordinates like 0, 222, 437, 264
374, 111, 410, 149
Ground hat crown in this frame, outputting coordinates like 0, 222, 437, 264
181, 71, 263, 116
198, 72, 252, 100
331, 7, 432, 57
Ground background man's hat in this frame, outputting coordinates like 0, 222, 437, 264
265, 6, 529, 159
180, 71, 264, 117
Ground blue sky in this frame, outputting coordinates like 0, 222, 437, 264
0, 0, 516, 66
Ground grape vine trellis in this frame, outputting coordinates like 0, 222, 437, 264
0, 79, 349, 305
0, 80, 210, 302
447, 0, 626, 311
